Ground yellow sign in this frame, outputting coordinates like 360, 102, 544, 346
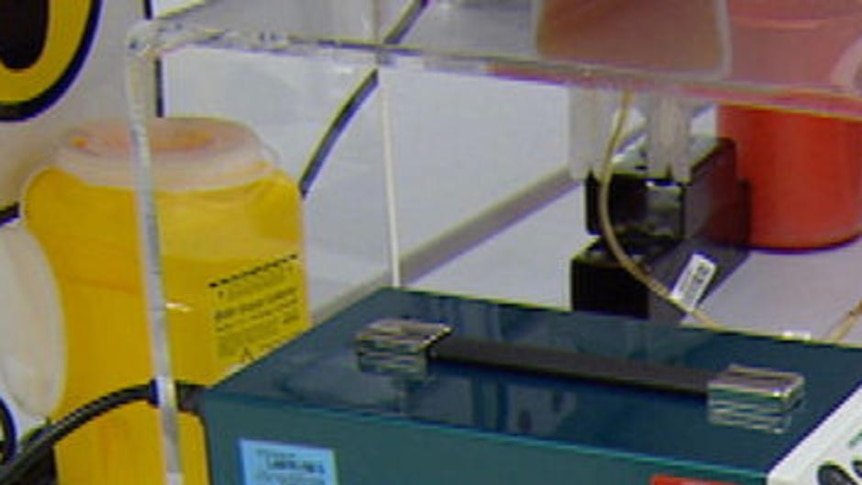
0, 0, 102, 120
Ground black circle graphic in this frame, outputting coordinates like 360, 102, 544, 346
0, 0, 102, 121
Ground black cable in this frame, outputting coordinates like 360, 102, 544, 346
299, 71, 379, 198
0, 382, 155, 484
0, 380, 206, 484
0, 203, 19, 227
381, 0, 429, 45
176, 381, 206, 417
298, 0, 429, 198
0, 396, 16, 466
2, 425, 54, 485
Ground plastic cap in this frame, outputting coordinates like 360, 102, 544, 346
0, 224, 65, 417
54, 117, 275, 191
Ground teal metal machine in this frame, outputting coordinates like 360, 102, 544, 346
201, 289, 862, 485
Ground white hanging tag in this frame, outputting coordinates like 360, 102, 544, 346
670, 253, 718, 313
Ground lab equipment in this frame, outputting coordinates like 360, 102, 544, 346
572, 137, 749, 322
202, 288, 862, 485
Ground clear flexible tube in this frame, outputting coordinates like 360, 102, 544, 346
824, 299, 862, 343
596, 91, 722, 328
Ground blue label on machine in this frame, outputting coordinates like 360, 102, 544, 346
240, 439, 338, 485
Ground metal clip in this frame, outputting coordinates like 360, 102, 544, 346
708, 364, 805, 433
355, 319, 452, 378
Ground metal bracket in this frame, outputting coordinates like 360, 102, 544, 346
354, 319, 452, 377
708, 364, 806, 433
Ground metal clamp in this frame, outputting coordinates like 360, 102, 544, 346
708, 364, 805, 433
354, 319, 452, 377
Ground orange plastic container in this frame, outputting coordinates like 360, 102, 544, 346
718, 1, 862, 249
719, 107, 862, 248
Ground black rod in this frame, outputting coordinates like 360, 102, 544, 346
430, 336, 713, 397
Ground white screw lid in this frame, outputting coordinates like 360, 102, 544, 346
54, 117, 276, 191
0, 224, 65, 417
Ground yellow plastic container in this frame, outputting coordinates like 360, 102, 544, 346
23, 117, 310, 484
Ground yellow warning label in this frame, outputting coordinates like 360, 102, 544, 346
209, 255, 305, 372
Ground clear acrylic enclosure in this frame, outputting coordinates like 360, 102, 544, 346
122, 0, 862, 483
130, 0, 862, 341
